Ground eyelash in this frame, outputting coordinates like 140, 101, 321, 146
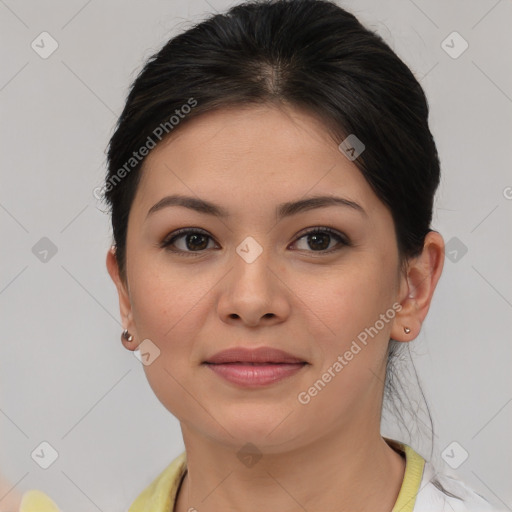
159, 226, 351, 257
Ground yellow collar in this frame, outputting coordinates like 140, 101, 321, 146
388, 439, 426, 512
129, 439, 425, 512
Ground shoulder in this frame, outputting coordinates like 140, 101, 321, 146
17, 452, 187, 512
413, 461, 501, 512
19, 490, 61, 512
128, 451, 187, 512
387, 439, 501, 512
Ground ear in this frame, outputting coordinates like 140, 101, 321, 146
106, 246, 139, 351
390, 231, 445, 342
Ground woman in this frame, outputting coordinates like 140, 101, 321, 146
18, 0, 500, 510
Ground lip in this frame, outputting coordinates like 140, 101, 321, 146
202, 346, 308, 388
204, 362, 307, 387
203, 346, 306, 364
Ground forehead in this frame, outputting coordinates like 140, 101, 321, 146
132, 105, 384, 221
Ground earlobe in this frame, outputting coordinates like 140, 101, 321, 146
121, 328, 138, 351
390, 290, 418, 342
106, 246, 137, 347
390, 231, 445, 342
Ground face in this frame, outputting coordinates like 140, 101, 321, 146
108, 104, 418, 452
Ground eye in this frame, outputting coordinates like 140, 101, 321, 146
290, 227, 350, 254
160, 226, 350, 256
160, 228, 218, 255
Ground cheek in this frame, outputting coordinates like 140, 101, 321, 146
305, 263, 392, 339
294, 269, 393, 424
129, 260, 210, 341
298, 259, 396, 393
128, 266, 205, 417
127, 260, 215, 389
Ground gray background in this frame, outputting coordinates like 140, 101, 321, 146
1, 0, 511, 510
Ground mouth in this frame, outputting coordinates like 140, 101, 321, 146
202, 346, 309, 387
203, 346, 307, 365
205, 361, 306, 365
203, 361, 308, 387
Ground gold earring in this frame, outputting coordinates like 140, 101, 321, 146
404, 327, 411, 334
122, 329, 133, 342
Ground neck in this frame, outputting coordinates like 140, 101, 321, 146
174, 423, 406, 512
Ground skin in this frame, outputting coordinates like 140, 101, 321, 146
106, 104, 444, 512
0, 475, 22, 511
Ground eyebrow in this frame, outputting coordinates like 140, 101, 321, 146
146, 194, 367, 220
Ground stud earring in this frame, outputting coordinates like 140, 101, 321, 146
122, 329, 133, 342
403, 327, 411, 334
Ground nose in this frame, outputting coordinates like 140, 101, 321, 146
216, 245, 291, 328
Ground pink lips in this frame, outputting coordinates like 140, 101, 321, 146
203, 346, 308, 387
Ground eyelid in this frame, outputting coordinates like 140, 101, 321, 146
162, 226, 210, 242
292, 226, 351, 246
160, 226, 351, 255
160, 227, 217, 256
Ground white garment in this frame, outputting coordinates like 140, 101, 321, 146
414, 460, 503, 511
